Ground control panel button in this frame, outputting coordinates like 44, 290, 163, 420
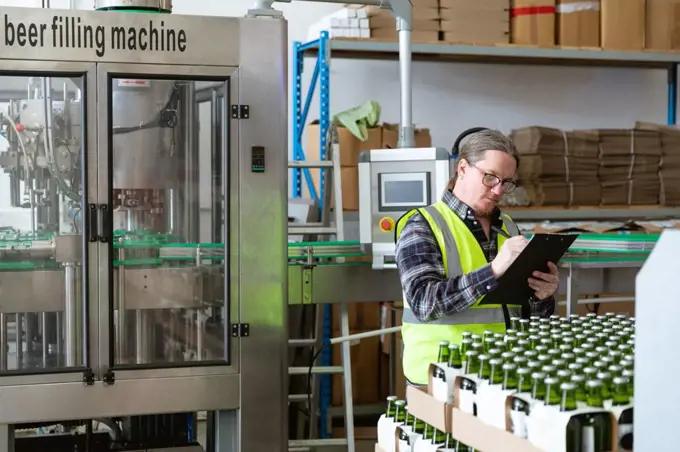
379, 217, 395, 232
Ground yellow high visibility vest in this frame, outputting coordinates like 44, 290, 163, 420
395, 200, 523, 385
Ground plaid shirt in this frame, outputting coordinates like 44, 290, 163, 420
395, 191, 555, 322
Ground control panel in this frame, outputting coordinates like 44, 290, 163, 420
358, 147, 451, 270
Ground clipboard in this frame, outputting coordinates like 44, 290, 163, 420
480, 233, 579, 307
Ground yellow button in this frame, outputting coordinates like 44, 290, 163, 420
379, 217, 395, 232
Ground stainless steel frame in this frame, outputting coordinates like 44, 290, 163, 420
0, 7, 287, 452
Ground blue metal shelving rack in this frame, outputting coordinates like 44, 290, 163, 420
291, 30, 333, 439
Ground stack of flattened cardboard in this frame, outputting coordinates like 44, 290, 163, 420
439, 0, 510, 45
511, 126, 600, 206
597, 128, 662, 205
364, 3, 439, 43
636, 121, 680, 205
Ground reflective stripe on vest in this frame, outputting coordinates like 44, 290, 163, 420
402, 204, 522, 326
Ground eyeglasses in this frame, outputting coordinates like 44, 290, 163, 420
469, 163, 517, 194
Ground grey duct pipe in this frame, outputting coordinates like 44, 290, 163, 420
252, 0, 415, 148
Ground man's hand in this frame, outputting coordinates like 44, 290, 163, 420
528, 261, 559, 300
490, 235, 529, 278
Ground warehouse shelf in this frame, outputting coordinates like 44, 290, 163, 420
304, 38, 680, 69
504, 205, 680, 221
290, 29, 680, 449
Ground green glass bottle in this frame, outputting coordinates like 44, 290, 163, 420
523, 350, 538, 361
612, 376, 634, 452
477, 354, 491, 382
484, 338, 497, 353
502, 363, 518, 390
527, 360, 541, 372
531, 372, 547, 401
460, 350, 479, 415
471, 334, 482, 344
405, 408, 415, 428
448, 344, 463, 370
597, 371, 613, 400
570, 374, 587, 403
557, 369, 572, 383
437, 341, 450, 364
502, 351, 517, 363
460, 338, 473, 358
513, 356, 528, 369
584, 379, 615, 452
394, 400, 407, 423
552, 359, 567, 371
559, 382, 582, 452
510, 316, 521, 330
622, 369, 634, 398
489, 358, 504, 385
461, 331, 473, 341
517, 368, 533, 393
432, 428, 447, 445
412, 416, 426, 435
568, 362, 584, 375
488, 348, 503, 359
519, 318, 531, 332
422, 424, 435, 442
541, 364, 557, 378
385, 395, 398, 419
544, 377, 562, 406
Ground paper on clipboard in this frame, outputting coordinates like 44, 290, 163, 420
480, 233, 579, 307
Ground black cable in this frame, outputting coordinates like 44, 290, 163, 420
112, 83, 184, 135
306, 342, 332, 438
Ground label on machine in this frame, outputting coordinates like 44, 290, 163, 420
117, 79, 151, 88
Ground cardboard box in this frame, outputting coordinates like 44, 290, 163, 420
332, 302, 383, 332
556, 0, 600, 47
510, 0, 556, 46
440, 0, 511, 44
646, 0, 680, 50
601, 0, 645, 50
305, 122, 385, 167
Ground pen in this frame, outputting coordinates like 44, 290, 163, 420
491, 225, 510, 239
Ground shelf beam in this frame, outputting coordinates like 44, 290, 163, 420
304, 39, 680, 69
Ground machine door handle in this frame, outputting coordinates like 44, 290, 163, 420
98, 204, 112, 243
87, 204, 98, 242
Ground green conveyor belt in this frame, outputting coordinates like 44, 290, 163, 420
0, 232, 666, 269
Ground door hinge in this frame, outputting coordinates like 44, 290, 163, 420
103, 369, 115, 385
231, 323, 250, 337
82, 369, 95, 386
231, 104, 250, 119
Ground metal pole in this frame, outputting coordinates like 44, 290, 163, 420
0, 314, 7, 371
668, 64, 677, 125
397, 16, 414, 148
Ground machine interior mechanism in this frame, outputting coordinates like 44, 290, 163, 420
0, 4, 286, 452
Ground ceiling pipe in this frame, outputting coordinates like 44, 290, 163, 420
249, 0, 415, 148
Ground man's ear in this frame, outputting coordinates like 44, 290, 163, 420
457, 158, 468, 179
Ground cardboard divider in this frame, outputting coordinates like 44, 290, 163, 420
450, 409, 545, 452
406, 385, 454, 434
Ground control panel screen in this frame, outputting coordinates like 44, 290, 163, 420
378, 172, 430, 211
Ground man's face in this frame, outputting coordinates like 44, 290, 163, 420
458, 150, 517, 216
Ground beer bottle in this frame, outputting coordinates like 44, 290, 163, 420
517, 339, 531, 351
612, 376, 634, 452
531, 372, 547, 401
477, 354, 491, 382
568, 362, 584, 375
509, 393, 530, 438
432, 428, 447, 446
510, 317, 521, 331
523, 350, 538, 361
470, 341, 484, 356
583, 366, 598, 382
448, 344, 463, 370
513, 356, 528, 369
484, 338, 497, 353
488, 348, 503, 359
412, 416, 426, 435
517, 368, 533, 393
519, 319, 531, 332
544, 377, 562, 406
622, 369, 634, 398
559, 382, 582, 452
528, 335, 540, 349
460, 350, 480, 415
552, 358, 567, 371
461, 331, 473, 341
405, 409, 415, 431
395, 400, 407, 423
502, 351, 517, 363
460, 339, 473, 358
541, 364, 557, 378
506, 335, 519, 350
596, 371, 613, 400
608, 364, 623, 378
437, 341, 450, 364
557, 369, 572, 383
527, 360, 541, 372
570, 374, 587, 403
547, 349, 561, 360
584, 379, 615, 452
385, 395, 398, 419
471, 334, 482, 344
489, 358, 504, 385
502, 363, 518, 390
562, 352, 576, 365
422, 423, 434, 442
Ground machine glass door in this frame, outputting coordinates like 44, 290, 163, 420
0, 62, 95, 384
98, 64, 237, 377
